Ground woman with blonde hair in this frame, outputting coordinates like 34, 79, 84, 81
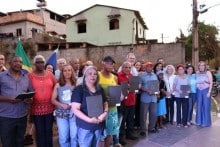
196, 61, 213, 127
163, 64, 176, 125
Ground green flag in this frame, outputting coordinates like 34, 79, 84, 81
15, 40, 32, 73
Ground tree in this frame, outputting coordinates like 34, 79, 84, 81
184, 22, 219, 63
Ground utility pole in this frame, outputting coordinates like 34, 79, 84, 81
192, 0, 199, 68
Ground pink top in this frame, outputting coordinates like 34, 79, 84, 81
196, 72, 210, 90
28, 71, 56, 115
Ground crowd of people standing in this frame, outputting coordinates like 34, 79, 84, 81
0, 52, 214, 147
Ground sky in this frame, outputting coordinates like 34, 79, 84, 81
1, 0, 220, 43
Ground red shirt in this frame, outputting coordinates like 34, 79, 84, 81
117, 71, 136, 106
28, 71, 56, 115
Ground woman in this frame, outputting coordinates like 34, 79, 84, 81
45, 64, 54, 75
156, 70, 167, 129
196, 61, 213, 127
134, 61, 144, 129
51, 64, 77, 147
163, 65, 176, 125
185, 65, 196, 125
173, 64, 190, 128
71, 66, 108, 147
153, 62, 163, 74
28, 55, 56, 147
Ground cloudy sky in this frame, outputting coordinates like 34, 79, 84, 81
1, 0, 220, 42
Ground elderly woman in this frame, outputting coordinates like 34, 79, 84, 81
163, 64, 176, 125
28, 55, 56, 147
71, 66, 108, 147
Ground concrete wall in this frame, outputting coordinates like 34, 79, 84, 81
38, 42, 185, 70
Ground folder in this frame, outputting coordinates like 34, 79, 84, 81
16, 92, 35, 101
108, 85, 122, 106
180, 85, 190, 98
129, 76, 139, 92
86, 95, 103, 117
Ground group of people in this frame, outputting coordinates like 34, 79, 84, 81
0, 52, 213, 147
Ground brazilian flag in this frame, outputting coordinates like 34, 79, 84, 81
15, 40, 32, 74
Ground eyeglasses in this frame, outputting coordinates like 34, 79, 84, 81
0, 58, 4, 60
35, 61, 45, 64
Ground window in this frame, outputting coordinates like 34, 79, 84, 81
77, 22, 86, 33
109, 19, 119, 30
16, 28, 22, 37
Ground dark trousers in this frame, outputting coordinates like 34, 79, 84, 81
32, 113, 53, 147
165, 97, 174, 123
176, 98, 189, 125
0, 115, 27, 147
121, 106, 135, 137
134, 93, 141, 127
140, 102, 157, 131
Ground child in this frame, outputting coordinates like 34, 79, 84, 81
156, 71, 167, 129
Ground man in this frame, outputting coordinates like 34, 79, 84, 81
139, 61, 159, 136
118, 52, 138, 76
98, 56, 123, 147
118, 61, 138, 141
55, 58, 66, 79
69, 58, 80, 78
0, 54, 6, 72
0, 56, 33, 147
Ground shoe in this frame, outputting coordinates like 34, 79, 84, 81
184, 125, 189, 128
177, 124, 181, 128
140, 131, 146, 137
119, 139, 126, 145
126, 135, 138, 140
24, 134, 33, 145
148, 129, 159, 133
170, 121, 173, 125
114, 143, 122, 147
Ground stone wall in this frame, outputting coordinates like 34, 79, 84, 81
38, 42, 185, 69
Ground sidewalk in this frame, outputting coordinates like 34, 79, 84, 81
25, 114, 220, 147
125, 113, 220, 147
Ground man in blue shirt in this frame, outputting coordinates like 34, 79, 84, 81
0, 56, 33, 147
139, 61, 159, 136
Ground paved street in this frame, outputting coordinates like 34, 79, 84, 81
126, 118, 220, 147
24, 113, 220, 147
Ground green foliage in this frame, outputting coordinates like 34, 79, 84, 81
184, 22, 220, 63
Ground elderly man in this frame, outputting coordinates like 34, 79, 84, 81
118, 52, 138, 76
55, 58, 66, 79
0, 56, 33, 147
118, 61, 138, 141
139, 61, 159, 136
69, 58, 80, 78
0, 54, 6, 72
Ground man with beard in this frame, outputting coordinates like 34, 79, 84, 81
0, 56, 33, 147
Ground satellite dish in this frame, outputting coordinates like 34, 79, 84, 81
36, 1, 47, 7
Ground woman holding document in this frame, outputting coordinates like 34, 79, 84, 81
51, 64, 77, 147
71, 66, 108, 147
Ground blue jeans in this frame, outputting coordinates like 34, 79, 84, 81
196, 88, 211, 126
188, 93, 197, 122
0, 115, 27, 147
32, 113, 53, 147
56, 115, 78, 147
77, 127, 102, 147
